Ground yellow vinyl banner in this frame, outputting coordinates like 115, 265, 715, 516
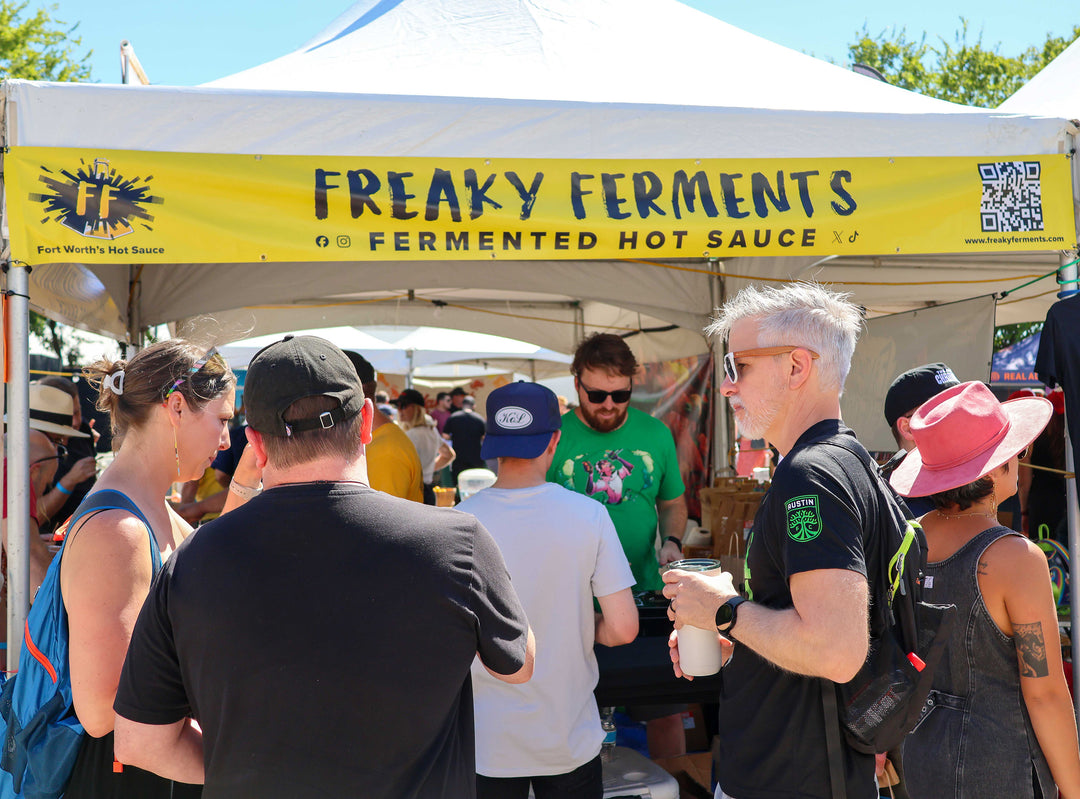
4, 147, 1075, 263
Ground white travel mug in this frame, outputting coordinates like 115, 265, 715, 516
665, 558, 725, 677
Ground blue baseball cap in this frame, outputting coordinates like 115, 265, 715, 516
480, 381, 562, 460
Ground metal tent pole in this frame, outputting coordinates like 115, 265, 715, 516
5, 264, 31, 668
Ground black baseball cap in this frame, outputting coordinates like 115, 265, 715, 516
884, 362, 960, 428
393, 388, 426, 408
245, 335, 365, 437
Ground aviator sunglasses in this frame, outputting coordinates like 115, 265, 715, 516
579, 380, 633, 404
724, 346, 820, 384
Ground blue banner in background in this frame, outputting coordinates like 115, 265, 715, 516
991, 332, 1042, 384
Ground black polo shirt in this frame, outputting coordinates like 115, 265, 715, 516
715, 420, 878, 799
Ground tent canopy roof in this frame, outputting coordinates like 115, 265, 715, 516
999, 36, 1080, 118
2, 0, 1077, 355
209, 0, 970, 115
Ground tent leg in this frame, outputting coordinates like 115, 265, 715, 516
5, 264, 31, 669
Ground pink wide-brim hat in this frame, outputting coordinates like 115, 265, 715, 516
890, 381, 1052, 498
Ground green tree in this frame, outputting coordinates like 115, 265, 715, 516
0, 1, 91, 81
847, 20, 1080, 107
994, 321, 1043, 352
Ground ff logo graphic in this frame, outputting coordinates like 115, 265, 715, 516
785, 495, 822, 542
315, 235, 330, 248
28, 157, 162, 240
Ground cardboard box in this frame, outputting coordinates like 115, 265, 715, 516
653, 751, 713, 798
681, 703, 709, 752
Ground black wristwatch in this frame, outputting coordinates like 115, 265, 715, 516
665, 535, 683, 550
715, 596, 747, 635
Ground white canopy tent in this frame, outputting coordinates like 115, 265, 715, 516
219, 325, 571, 379
2, 0, 1079, 662
999, 36, 1080, 118
4, 0, 1078, 356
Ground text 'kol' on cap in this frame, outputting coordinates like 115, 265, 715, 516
480, 381, 562, 460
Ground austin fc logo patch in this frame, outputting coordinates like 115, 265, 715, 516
785, 495, 821, 542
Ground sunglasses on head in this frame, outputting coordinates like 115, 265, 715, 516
723, 346, 820, 384
579, 381, 633, 404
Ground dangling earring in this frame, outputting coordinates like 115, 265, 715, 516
174, 428, 181, 478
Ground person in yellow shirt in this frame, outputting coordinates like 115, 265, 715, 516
344, 351, 423, 503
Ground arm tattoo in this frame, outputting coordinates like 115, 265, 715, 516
1014, 621, 1050, 678
977, 559, 989, 576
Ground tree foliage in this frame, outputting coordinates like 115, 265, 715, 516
0, 1, 91, 82
847, 20, 1080, 107
994, 321, 1043, 352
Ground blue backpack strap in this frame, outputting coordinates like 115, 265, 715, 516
64, 489, 162, 573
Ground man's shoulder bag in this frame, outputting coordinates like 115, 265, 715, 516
818, 437, 956, 799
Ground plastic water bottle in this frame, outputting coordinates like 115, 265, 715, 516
600, 706, 616, 762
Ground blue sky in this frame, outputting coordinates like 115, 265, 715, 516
25, 0, 1079, 87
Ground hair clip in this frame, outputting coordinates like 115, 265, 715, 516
103, 370, 125, 396
164, 347, 219, 400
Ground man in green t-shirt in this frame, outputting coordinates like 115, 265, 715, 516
546, 332, 689, 757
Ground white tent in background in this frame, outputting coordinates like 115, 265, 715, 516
220, 325, 571, 379
998, 36, 1080, 117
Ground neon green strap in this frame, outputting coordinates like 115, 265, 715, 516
888, 519, 918, 605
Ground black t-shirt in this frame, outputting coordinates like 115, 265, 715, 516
443, 410, 487, 476
716, 420, 877, 799
114, 482, 529, 799
1036, 295, 1080, 498
209, 424, 248, 478
879, 448, 935, 518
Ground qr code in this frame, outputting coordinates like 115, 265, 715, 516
979, 161, 1043, 232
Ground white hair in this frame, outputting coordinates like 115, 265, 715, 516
705, 282, 864, 392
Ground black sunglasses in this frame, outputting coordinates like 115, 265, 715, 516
579, 380, 632, 404
32, 443, 68, 466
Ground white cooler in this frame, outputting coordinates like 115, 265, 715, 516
526, 746, 680, 799
602, 746, 680, 799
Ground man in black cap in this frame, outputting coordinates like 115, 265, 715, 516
114, 335, 534, 797
881, 362, 960, 516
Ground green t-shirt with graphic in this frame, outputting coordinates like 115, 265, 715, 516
547, 407, 685, 591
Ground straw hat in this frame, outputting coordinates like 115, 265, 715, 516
889, 381, 1050, 498
4, 384, 90, 439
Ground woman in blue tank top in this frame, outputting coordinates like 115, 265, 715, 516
59, 338, 255, 799
891, 381, 1080, 799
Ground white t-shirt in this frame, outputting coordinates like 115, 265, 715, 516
458, 482, 635, 777
404, 422, 444, 484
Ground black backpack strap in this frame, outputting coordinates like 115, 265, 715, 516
821, 679, 847, 799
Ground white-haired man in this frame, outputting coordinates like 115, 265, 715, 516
663, 283, 880, 799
